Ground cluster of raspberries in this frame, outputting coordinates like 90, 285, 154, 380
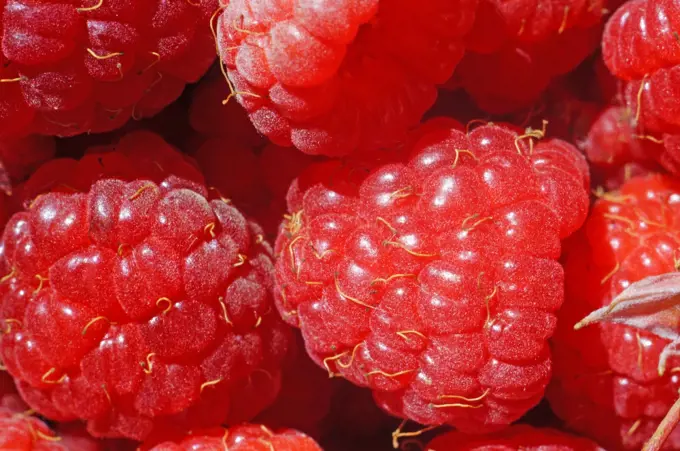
1, 0, 680, 450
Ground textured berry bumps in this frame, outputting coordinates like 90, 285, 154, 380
275, 118, 590, 432
216, 0, 477, 156
145, 424, 322, 451
0, 0, 217, 138
426, 424, 605, 450
0, 131, 290, 440
549, 174, 680, 450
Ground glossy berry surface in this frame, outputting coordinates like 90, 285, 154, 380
427, 424, 605, 450
274, 118, 590, 432
0, 0, 217, 138
0, 132, 290, 440
145, 424, 322, 451
216, 0, 477, 156
549, 174, 680, 450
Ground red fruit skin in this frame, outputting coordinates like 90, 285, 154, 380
144, 425, 322, 451
0, 0, 216, 139
426, 424, 605, 450
457, 0, 607, 114
603, 0, 680, 135
216, 0, 477, 156
549, 174, 680, 450
274, 119, 590, 432
0, 131, 290, 440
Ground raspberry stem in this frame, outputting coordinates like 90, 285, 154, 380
643, 394, 680, 451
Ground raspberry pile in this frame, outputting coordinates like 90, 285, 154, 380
4, 1, 680, 450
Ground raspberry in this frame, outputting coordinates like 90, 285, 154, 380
274, 119, 590, 432
426, 424, 605, 450
216, 0, 477, 156
144, 424, 322, 451
549, 174, 680, 450
0, 407, 102, 450
456, 0, 607, 113
0, 0, 217, 138
0, 131, 290, 440
602, 0, 680, 136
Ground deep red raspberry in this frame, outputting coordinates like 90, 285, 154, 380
0, 131, 290, 440
144, 424, 322, 451
0, 407, 103, 451
456, 0, 607, 113
602, 0, 680, 135
426, 424, 605, 450
216, 0, 477, 156
0, 0, 217, 138
549, 174, 680, 450
274, 118, 590, 432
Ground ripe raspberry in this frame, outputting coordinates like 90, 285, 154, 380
0, 0, 217, 138
456, 0, 606, 113
0, 131, 290, 440
426, 424, 605, 450
549, 174, 680, 450
215, 0, 477, 156
274, 118, 590, 432
0, 407, 102, 450
144, 424, 322, 451
602, 0, 680, 136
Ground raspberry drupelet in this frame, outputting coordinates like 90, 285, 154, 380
215, 0, 478, 156
274, 118, 590, 432
144, 424, 322, 451
0, 131, 290, 440
0, 0, 217, 139
549, 174, 680, 450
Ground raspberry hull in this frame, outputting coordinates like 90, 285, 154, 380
0, 134, 290, 440
275, 119, 589, 432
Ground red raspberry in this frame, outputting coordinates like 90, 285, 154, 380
215, 0, 477, 156
456, 0, 607, 113
549, 174, 680, 450
602, 0, 680, 135
426, 424, 605, 450
274, 119, 590, 432
0, 407, 102, 451
0, 0, 217, 138
0, 131, 290, 440
144, 424, 322, 451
